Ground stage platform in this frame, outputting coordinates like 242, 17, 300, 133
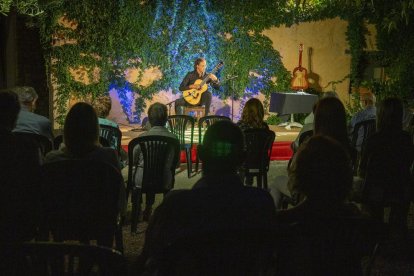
120, 124, 299, 161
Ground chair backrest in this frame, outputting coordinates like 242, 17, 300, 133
13, 132, 53, 156
99, 125, 122, 153
156, 229, 276, 275
40, 160, 123, 247
243, 129, 275, 171
351, 119, 376, 150
197, 115, 231, 144
298, 129, 313, 147
276, 217, 379, 276
52, 134, 111, 149
1, 241, 127, 276
128, 135, 180, 193
362, 141, 414, 205
167, 115, 195, 147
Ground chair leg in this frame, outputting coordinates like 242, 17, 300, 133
263, 172, 268, 191
130, 189, 142, 233
115, 222, 124, 254
186, 148, 192, 178
195, 151, 199, 172
257, 174, 263, 189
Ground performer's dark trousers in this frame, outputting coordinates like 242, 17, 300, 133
175, 91, 212, 115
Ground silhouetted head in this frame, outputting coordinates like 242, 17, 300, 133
289, 135, 353, 203
64, 102, 99, 156
198, 120, 246, 175
240, 98, 265, 128
11, 86, 38, 112
314, 97, 349, 147
0, 90, 20, 131
377, 97, 403, 132
92, 95, 112, 118
360, 92, 376, 109
148, 102, 168, 127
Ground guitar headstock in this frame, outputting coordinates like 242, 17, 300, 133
299, 43, 304, 53
211, 61, 224, 73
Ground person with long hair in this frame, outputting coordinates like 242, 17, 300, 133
237, 98, 269, 131
45, 102, 120, 169
358, 97, 414, 238
271, 96, 356, 209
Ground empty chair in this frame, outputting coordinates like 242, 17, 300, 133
13, 132, 53, 157
127, 135, 180, 233
39, 160, 124, 253
99, 124, 122, 154
242, 128, 275, 190
167, 115, 195, 178
195, 115, 231, 172
1, 241, 127, 276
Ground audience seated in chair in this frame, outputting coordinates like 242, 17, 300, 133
11, 86, 53, 141
272, 96, 356, 209
131, 102, 179, 222
291, 91, 338, 153
236, 98, 270, 186
136, 120, 276, 275
349, 92, 377, 152
277, 135, 360, 223
44, 102, 125, 214
275, 135, 370, 275
358, 97, 414, 239
0, 90, 42, 245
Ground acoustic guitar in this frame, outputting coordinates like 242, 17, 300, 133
291, 44, 309, 91
183, 61, 224, 105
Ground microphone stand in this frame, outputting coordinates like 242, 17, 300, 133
166, 99, 178, 116
225, 75, 238, 121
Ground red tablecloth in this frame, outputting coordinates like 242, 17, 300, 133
122, 141, 293, 162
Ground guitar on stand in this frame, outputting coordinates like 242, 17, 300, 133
182, 61, 224, 105
279, 44, 310, 130
291, 43, 309, 91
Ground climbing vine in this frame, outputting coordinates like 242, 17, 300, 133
3, 0, 414, 124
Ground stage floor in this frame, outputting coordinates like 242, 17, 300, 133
120, 124, 300, 161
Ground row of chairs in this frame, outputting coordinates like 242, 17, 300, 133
2, 216, 383, 275
126, 115, 275, 232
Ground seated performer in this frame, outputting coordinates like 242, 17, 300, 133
175, 57, 221, 116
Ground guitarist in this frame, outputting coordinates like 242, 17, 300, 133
175, 57, 221, 115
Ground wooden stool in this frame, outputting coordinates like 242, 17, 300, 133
184, 106, 205, 120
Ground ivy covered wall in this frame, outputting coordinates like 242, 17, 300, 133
3, 0, 413, 125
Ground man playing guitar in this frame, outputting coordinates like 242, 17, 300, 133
175, 57, 221, 115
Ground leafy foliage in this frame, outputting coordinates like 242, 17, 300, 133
3, 0, 414, 123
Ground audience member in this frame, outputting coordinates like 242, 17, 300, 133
358, 97, 414, 238
237, 98, 269, 185
44, 102, 125, 213
12, 86, 53, 140
349, 92, 377, 152
237, 98, 269, 131
137, 120, 276, 274
45, 102, 120, 168
131, 102, 179, 221
277, 135, 359, 223
92, 94, 118, 128
291, 91, 338, 152
0, 90, 41, 244
271, 96, 356, 209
